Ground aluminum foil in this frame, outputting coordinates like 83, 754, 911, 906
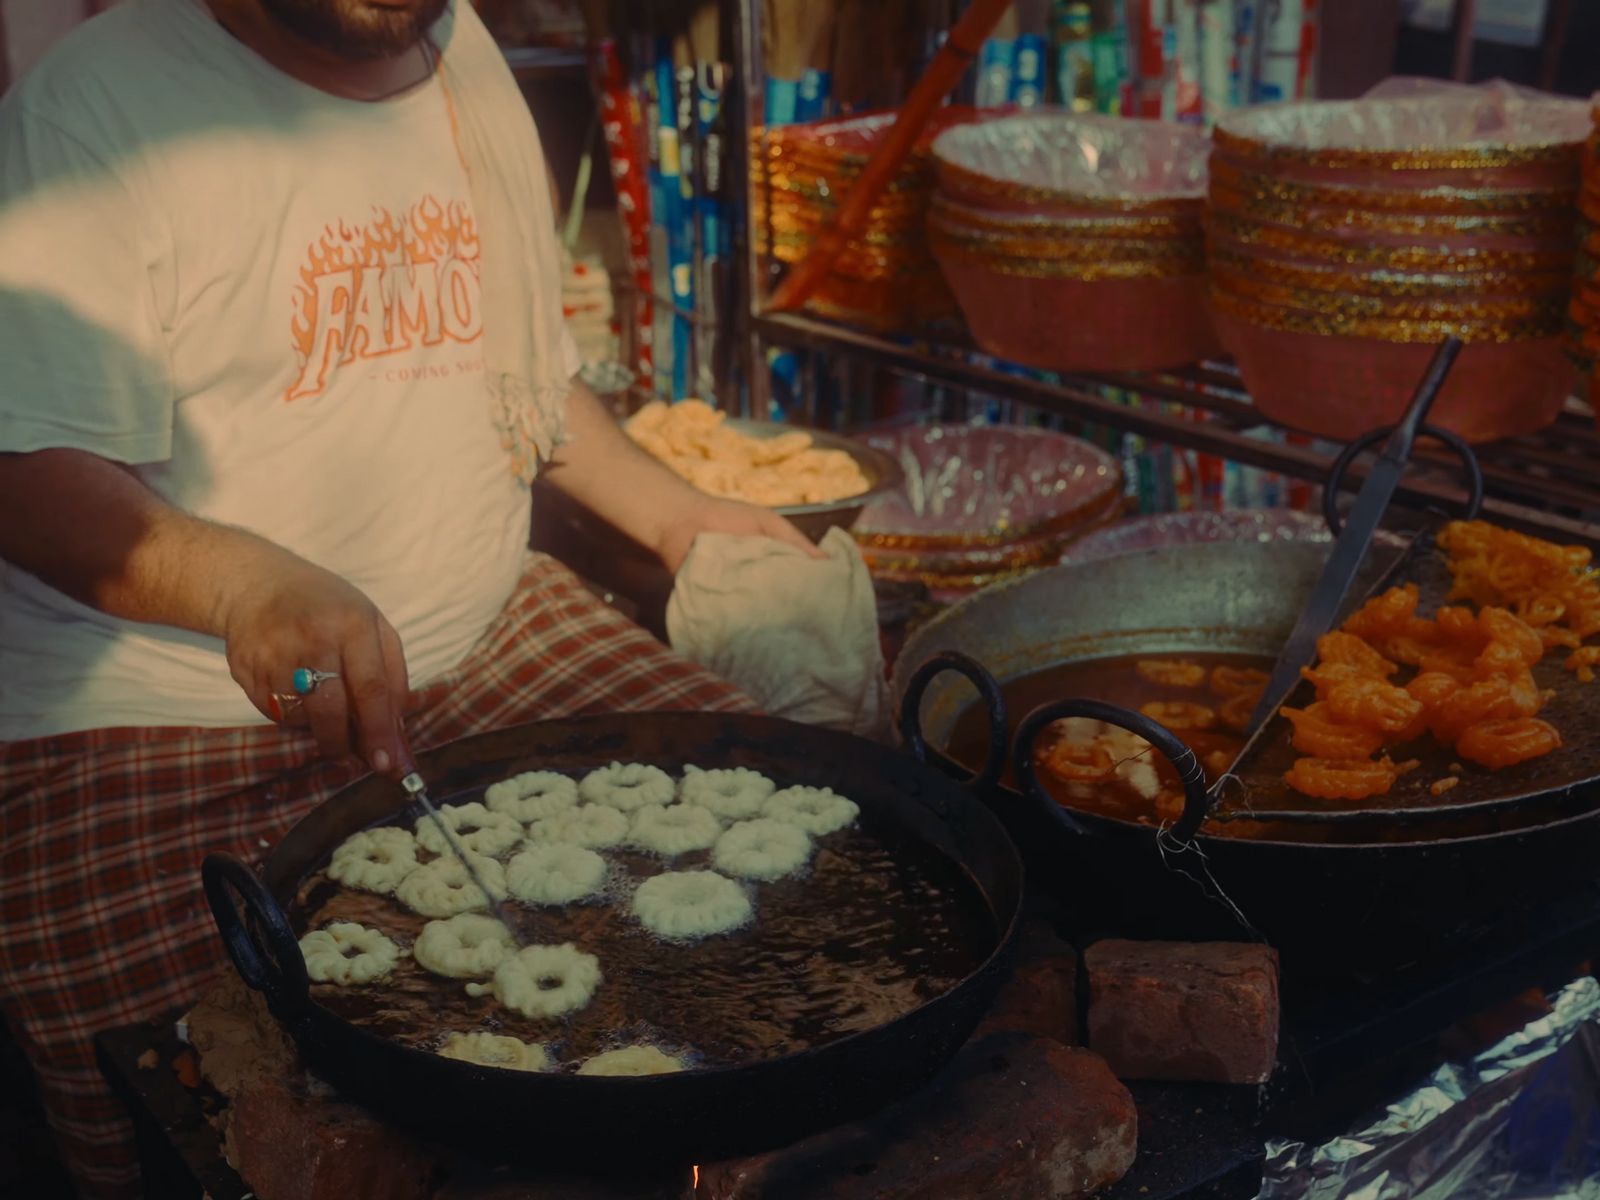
1259, 976, 1600, 1200
931, 112, 1210, 203
853, 423, 1120, 541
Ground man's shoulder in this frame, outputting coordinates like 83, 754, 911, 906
2, 0, 201, 154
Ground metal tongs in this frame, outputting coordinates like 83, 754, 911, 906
401, 771, 526, 946
1219, 337, 1468, 793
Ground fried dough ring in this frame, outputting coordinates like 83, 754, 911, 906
712, 818, 813, 882
412, 914, 515, 980
632, 870, 752, 940
484, 771, 580, 824
327, 827, 419, 895
762, 787, 860, 837
678, 766, 776, 822
413, 802, 523, 858
577, 1045, 687, 1076
1137, 701, 1217, 732
505, 843, 609, 905
630, 804, 723, 857
299, 922, 402, 985
525, 804, 631, 850
1284, 757, 1398, 800
1281, 704, 1386, 759
437, 1032, 552, 1072
466, 943, 602, 1019
1457, 717, 1562, 769
395, 855, 509, 918
1135, 659, 1206, 688
579, 762, 677, 813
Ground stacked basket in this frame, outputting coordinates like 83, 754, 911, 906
1570, 102, 1600, 417
753, 109, 980, 332
1207, 87, 1591, 443
927, 112, 1218, 373
850, 424, 1123, 604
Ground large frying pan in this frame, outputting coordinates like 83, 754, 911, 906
893, 543, 1600, 972
202, 711, 1021, 1166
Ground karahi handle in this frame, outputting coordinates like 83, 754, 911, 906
899, 651, 1008, 793
201, 852, 310, 1021
1012, 699, 1212, 843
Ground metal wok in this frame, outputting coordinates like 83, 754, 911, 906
892, 542, 1600, 971
202, 711, 1021, 1166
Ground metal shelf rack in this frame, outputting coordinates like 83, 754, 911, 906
727, 1, 1600, 546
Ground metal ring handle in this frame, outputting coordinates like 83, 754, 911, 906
898, 651, 1008, 793
1322, 423, 1485, 536
201, 852, 310, 1019
1012, 699, 1212, 843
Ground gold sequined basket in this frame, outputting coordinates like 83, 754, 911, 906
1206, 83, 1590, 443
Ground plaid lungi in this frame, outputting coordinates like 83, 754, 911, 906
0, 553, 754, 1198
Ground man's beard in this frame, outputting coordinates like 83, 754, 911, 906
257, 0, 449, 60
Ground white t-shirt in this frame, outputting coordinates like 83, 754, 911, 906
0, 0, 579, 741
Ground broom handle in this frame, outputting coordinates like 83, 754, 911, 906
767, 0, 1015, 313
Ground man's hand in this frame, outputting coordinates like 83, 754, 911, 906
651, 493, 823, 574
0, 448, 416, 776
218, 554, 414, 774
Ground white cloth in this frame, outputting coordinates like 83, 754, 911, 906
0, 0, 580, 740
666, 529, 889, 741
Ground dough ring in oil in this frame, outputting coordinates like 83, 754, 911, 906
299, 922, 402, 985
395, 854, 508, 918
327, 826, 418, 895
578, 762, 676, 813
484, 771, 579, 824
506, 844, 608, 906
436, 1031, 552, 1072
712, 818, 812, 882
678, 766, 775, 822
631, 870, 752, 940
762, 787, 860, 837
630, 804, 722, 857
413, 802, 523, 858
525, 804, 630, 850
577, 1045, 686, 1076
467, 943, 602, 1020
412, 913, 516, 980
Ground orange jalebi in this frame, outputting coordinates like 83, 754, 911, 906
1283, 525, 1587, 800
1456, 717, 1562, 770
1137, 701, 1217, 731
1438, 520, 1600, 663
1282, 704, 1386, 759
1210, 666, 1269, 697
1284, 756, 1400, 800
1135, 659, 1207, 688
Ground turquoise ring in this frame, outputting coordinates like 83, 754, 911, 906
292, 667, 339, 696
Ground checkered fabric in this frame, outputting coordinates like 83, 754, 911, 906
0, 553, 754, 1199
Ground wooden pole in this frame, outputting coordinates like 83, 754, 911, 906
767, 0, 1014, 313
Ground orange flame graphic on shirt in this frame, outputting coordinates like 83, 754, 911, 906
286, 196, 482, 402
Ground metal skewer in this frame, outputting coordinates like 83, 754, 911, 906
401, 772, 525, 945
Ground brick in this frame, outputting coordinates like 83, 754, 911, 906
1085, 940, 1279, 1084
183, 970, 299, 1102
700, 1034, 1136, 1200
971, 922, 1080, 1046
222, 1077, 437, 1200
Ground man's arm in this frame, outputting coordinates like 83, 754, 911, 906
541, 381, 820, 570
0, 449, 413, 772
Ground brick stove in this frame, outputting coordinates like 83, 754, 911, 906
96, 876, 1600, 1200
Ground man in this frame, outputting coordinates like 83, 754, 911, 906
0, 1, 808, 1194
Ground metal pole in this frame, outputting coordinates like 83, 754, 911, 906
731, 0, 770, 421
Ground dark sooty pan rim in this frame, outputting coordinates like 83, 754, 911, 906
258, 711, 1024, 1084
